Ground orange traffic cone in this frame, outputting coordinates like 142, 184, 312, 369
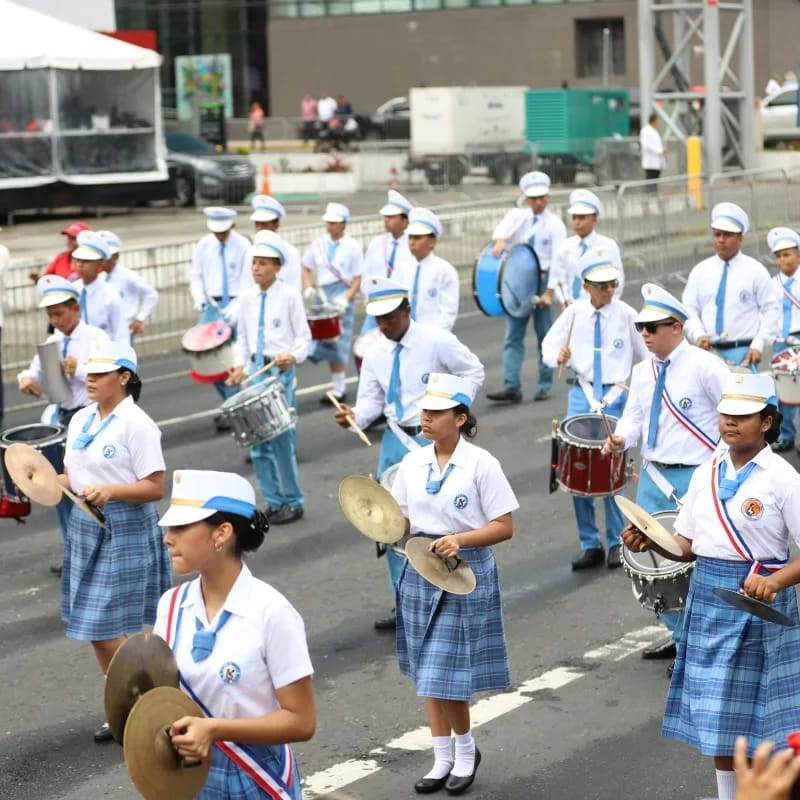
260, 163, 272, 195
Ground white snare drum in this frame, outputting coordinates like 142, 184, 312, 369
622, 510, 693, 615
219, 378, 296, 447
771, 346, 800, 406
181, 322, 235, 384
354, 328, 384, 360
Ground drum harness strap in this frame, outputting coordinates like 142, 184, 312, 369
317, 239, 352, 288
642, 462, 682, 507
776, 273, 800, 312
576, 376, 623, 413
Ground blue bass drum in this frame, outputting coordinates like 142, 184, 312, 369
472, 243, 541, 319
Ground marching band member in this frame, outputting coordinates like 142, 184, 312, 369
390, 373, 517, 795
625, 372, 800, 800
603, 284, 727, 665
333, 277, 484, 630
302, 202, 363, 404
227, 231, 311, 526
249, 195, 303, 293
18, 276, 110, 559
766, 226, 800, 453
542, 248, 647, 570
97, 230, 159, 340
393, 208, 459, 331
543, 189, 624, 306
60, 340, 171, 742
485, 170, 567, 404
188, 206, 253, 403
682, 202, 780, 368
71, 230, 128, 343
155, 470, 315, 799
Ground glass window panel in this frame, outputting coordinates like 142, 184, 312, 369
504, 0, 532, 5
329, 0, 353, 12
269, 1, 299, 17
414, 0, 441, 8
383, 0, 412, 9
575, 18, 625, 78
353, 0, 382, 11
474, 0, 502, 6
300, 1, 326, 16
0, 70, 53, 179
443, 0, 470, 6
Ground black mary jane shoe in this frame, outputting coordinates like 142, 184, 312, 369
414, 774, 450, 794
93, 721, 114, 743
445, 748, 481, 795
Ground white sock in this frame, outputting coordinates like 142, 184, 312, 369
715, 769, 737, 800
451, 731, 476, 777
332, 372, 346, 396
423, 735, 453, 780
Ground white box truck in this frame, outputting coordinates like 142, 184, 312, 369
407, 86, 531, 185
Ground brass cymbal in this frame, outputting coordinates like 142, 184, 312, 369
62, 486, 110, 530
3, 443, 61, 506
338, 475, 405, 544
404, 536, 477, 595
614, 495, 684, 558
105, 633, 179, 745
712, 587, 795, 627
123, 686, 210, 800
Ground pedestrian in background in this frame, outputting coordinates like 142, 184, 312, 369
301, 92, 318, 142
249, 101, 265, 152
640, 112, 667, 189
29, 220, 90, 283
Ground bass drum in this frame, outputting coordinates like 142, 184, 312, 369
473, 243, 541, 319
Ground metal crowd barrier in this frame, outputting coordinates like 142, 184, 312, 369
4, 166, 799, 380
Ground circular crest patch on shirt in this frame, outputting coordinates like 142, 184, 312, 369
738, 289, 751, 303
453, 493, 469, 510
272, 318, 282, 328
613, 338, 623, 349
101, 444, 117, 459
427, 287, 438, 298
741, 498, 763, 520
679, 397, 692, 410
219, 662, 242, 684
421, 372, 430, 384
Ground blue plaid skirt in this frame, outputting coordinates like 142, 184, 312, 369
396, 539, 511, 701
61, 500, 172, 641
663, 556, 800, 756
307, 281, 354, 367
199, 743, 302, 799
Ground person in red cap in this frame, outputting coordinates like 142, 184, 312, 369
28, 221, 91, 283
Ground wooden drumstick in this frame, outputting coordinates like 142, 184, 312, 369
598, 404, 616, 440
327, 391, 372, 448
557, 310, 577, 380
558, 280, 572, 307
240, 345, 302, 388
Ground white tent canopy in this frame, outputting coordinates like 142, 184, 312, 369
0, 0, 161, 70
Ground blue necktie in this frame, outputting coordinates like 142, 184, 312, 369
80, 288, 88, 323
527, 215, 539, 248
326, 240, 339, 267
386, 343, 403, 419
410, 265, 421, 319
61, 336, 71, 358
717, 461, 757, 501
219, 242, 230, 306
592, 310, 603, 401
191, 610, 232, 662
572, 239, 588, 298
255, 290, 267, 362
715, 261, 729, 337
388, 239, 398, 276
71, 412, 116, 450
646, 358, 670, 448
783, 278, 794, 339
426, 463, 455, 494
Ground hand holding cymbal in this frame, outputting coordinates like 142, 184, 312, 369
405, 536, 476, 595
4, 443, 62, 505
614, 495, 692, 561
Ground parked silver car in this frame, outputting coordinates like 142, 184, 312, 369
760, 88, 800, 143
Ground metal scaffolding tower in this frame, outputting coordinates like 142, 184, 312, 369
637, 0, 756, 174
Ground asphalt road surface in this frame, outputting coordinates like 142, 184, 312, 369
1, 302, 742, 800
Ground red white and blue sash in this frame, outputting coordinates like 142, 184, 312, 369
709, 456, 788, 577
775, 274, 800, 312
651, 359, 717, 452
165, 584, 296, 800
316, 239, 351, 288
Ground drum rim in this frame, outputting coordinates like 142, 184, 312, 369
559, 413, 618, 445
620, 511, 689, 576
472, 243, 504, 317
220, 377, 283, 409
306, 305, 341, 322
498, 243, 541, 319
0, 422, 66, 447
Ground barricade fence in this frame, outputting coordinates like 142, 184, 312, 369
4, 166, 800, 380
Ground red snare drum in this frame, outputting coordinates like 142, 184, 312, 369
307, 305, 342, 341
181, 321, 235, 384
556, 414, 626, 496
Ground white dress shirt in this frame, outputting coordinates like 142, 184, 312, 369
640, 123, 665, 171
234, 280, 311, 366
675, 445, 800, 561
682, 251, 781, 351
614, 339, 728, 464
302, 235, 363, 288
773, 271, 800, 339
541, 297, 647, 386
547, 231, 624, 302
18, 321, 109, 410
104, 262, 159, 324
392, 437, 519, 536
189, 231, 254, 310
353, 320, 484, 429
64, 395, 165, 491
154, 564, 313, 720
363, 232, 415, 281
72, 277, 128, 343
393, 252, 459, 331
491, 207, 567, 273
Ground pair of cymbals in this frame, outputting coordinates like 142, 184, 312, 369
338, 475, 405, 544
4, 443, 109, 529
405, 537, 476, 595
614, 495, 688, 560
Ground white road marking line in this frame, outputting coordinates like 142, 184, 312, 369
302, 625, 663, 797
535, 433, 553, 443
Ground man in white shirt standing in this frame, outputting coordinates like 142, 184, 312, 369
640, 112, 667, 188
485, 171, 567, 403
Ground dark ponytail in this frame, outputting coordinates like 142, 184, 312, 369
760, 404, 781, 445
205, 508, 270, 554
119, 369, 142, 402
453, 403, 478, 439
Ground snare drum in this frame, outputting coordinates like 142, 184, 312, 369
181, 321, 235, 384
353, 327, 383, 372
473, 243, 541, 318
219, 377, 296, 447
556, 414, 626, 496
0, 423, 67, 516
622, 510, 693, 614
307, 305, 342, 341
771, 346, 800, 406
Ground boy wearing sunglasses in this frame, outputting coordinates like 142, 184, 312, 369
603, 284, 728, 666
542, 247, 647, 571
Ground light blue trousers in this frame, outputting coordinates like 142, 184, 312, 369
502, 306, 553, 393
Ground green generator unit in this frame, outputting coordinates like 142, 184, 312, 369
524, 88, 630, 182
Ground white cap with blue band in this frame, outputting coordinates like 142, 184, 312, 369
73, 230, 111, 261
158, 469, 257, 527
637, 283, 689, 324
711, 202, 749, 234
717, 372, 777, 416
767, 226, 800, 253
204, 206, 237, 233
36, 275, 80, 308
250, 194, 286, 222
365, 276, 409, 317
85, 340, 138, 375
420, 372, 476, 411
518, 171, 551, 198
407, 207, 443, 238
578, 246, 620, 284
251, 229, 288, 264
